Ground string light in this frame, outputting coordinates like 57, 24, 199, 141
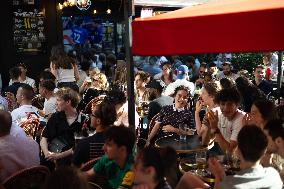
106, 8, 111, 14
93, 9, 97, 14
58, 0, 91, 10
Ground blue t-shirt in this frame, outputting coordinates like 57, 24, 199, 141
71, 26, 89, 44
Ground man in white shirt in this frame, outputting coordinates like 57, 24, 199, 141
203, 87, 245, 154
38, 79, 57, 118
9, 63, 36, 92
217, 62, 238, 81
0, 110, 40, 182
11, 84, 41, 136
209, 125, 282, 189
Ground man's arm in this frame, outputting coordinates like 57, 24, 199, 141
84, 168, 97, 180
214, 132, 237, 154
146, 122, 161, 146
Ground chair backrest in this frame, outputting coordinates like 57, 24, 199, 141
3, 165, 50, 189
80, 157, 100, 172
80, 158, 110, 189
148, 113, 159, 136
84, 95, 106, 114
88, 182, 102, 189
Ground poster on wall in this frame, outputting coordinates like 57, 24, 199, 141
13, 8, 45, 53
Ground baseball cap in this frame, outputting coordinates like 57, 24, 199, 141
176, 65, 189, 79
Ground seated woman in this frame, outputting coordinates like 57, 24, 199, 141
133, 146, 176, 189
146, 85, 195, 146
195, 82, 219, 137
243, 98, 276, 129
77, 72, 109, 112
72, 101, 117, 167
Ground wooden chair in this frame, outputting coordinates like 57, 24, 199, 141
80, 158, 110, 189
88, 182, 102, 189
80, 157, 100, 172
3, 165, 50, 189
84, 95, 106, 114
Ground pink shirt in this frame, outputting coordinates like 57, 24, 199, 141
0, 135, 40, 182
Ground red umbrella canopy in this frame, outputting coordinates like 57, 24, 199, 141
132, 0, 284, 56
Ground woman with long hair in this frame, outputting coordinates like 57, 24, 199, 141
154, 62, 175, 87
133, 146, 176, 189
50, 44, 80, 92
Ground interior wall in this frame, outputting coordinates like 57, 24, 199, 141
0, 0, 61, 90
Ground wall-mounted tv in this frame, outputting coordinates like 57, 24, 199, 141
62, 16, 105, 51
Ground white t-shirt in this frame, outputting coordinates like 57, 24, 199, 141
11, 105, 40, 125
0, 134, 40, 182
219, 165, 283, 189
56, 68, 76, 83
217, 72, 239, 81
9, 77, 36, 88
43, 97, 57, 116
213, 107, 245, 142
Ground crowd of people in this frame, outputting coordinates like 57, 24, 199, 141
0, 46, 284, 189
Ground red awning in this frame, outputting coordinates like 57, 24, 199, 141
132, 0, 284, 56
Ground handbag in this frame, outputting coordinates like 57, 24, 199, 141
48, 137, 68, 153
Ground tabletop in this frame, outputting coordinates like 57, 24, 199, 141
155, 134, 209, 154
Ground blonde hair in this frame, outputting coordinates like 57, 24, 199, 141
91, 72, 109, 91
55, 87, 80, 108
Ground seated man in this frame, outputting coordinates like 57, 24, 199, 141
84, 126, 136, 189
252, 65, 273, 95
210, 125, 283, 189
0, 110, 40, 182
72, 101, 117, 167
38, 79, 57, 119
11, 84, 42, 137
176, 125, 283, 189
202, 87, 245, 154
264, 119, 284, 181
40, 88, 82, 167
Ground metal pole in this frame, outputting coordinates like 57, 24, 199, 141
277, 52, 283, 104
124, 0, 135, 132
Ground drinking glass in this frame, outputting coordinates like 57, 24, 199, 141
195, 151, 207, 176
178, 123, 188, 141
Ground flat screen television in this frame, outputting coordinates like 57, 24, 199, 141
62, 16, 103, 52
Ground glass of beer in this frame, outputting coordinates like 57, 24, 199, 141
136, 106, 143, 117
195, 151, 207, 176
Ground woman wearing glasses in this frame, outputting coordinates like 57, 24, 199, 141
77, 72, 108, 112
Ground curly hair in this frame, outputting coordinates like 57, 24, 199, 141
173, 85, 190, 97
91, 72, 109, 91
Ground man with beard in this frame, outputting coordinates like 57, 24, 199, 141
217, 62, 238, 81
252, 65, 273, 95
264, 119, 284, 181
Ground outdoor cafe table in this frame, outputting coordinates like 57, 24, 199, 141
155, 134, 209, 154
